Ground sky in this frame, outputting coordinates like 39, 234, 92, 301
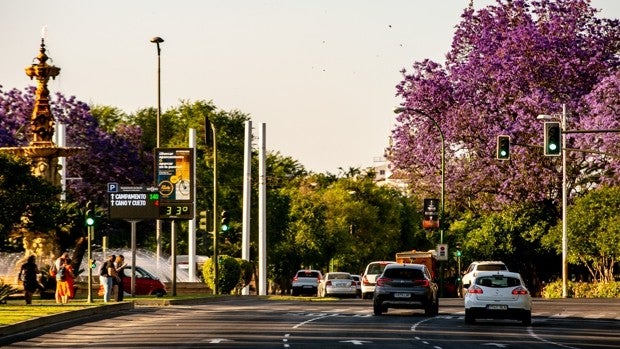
1, 1, 618, 174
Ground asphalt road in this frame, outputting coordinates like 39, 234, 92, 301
2, 297, 619, 348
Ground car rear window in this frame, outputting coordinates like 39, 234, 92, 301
383, 268, 424, 280
329, 274, 351, 280
367, 263, 390, 274
476, 275, 520, 287
297, 271, 320, 278
477, 264, 507, 271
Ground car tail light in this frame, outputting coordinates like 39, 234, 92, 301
512, 287, 529, 295
376, 277, 392, 286
292, 276, 298, 282
362, 275, 371, 285
413, 279, 430, 287
468, 285, 484, 294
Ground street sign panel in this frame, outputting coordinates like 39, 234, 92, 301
437, 244, 448, 261
108, 185, 160, 220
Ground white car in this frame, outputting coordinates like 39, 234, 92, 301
361, 261, 396, 299
461, 261, 508, 293
464, 271, 532, 325
351, 274, 362, 298
318, 272, 357, 298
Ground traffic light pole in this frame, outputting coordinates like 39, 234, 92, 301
87, 225, 93, 303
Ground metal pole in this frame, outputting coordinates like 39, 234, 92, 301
171, 220, 177, 297
241, 121, 252, 295
87, 225, 93, 303
212, 124, 219, 295
258, 123, 267, 296
188, 128, 197, 282
151, 36, 164, 276
561, 104, 568, 298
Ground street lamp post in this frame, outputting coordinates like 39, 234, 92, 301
537, 104, 568, 298
150, 36, 164, 148
150, 36, 164, 271
394, 107, 446, 295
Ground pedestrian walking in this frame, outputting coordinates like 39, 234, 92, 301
114, 255, 127, 301
17, 255, 42, 305
99, 254, 116, 302
56, 258, 75, 304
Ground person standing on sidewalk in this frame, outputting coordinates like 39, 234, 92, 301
99, 255, 116, 302
50, 252, 69, 303
114, 255, 127, 301
56, 258, 75, 304
18, 255, 42, 305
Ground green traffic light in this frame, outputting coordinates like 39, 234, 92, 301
544, 122, 561, 156
86, 217, 95, 226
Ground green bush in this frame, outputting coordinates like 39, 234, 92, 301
202, 255, 242, 294
541, 280, 620, 298
0, 279, 20, 304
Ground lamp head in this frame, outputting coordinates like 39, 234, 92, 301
150, 37, 164, 44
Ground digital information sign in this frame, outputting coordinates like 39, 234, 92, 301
108, 183, 160, 220
156, 148, 195, 220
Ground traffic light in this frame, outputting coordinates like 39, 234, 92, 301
220, 210, 230, 232
544, 122, 561, 156
85, 201, 95, 227
496, 135, 510, 160
199, 210, 207, 231
455, 242, 462, 257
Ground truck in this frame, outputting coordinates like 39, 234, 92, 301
395, 249, 459, 297
395, 249, 438, 279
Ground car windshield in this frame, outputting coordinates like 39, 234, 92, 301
477, 264, 507, 271
476, 275, 521, 287
383, 268, 424, 280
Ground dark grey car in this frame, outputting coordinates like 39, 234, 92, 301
373, 263, 439, 316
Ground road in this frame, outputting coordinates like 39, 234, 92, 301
3, 298, 619, 348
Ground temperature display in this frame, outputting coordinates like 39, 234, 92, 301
159, 203, 193, 220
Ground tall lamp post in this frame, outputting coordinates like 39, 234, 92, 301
394, 107, 446, 295
537, 104, 568, 298
150, 36, 164, 269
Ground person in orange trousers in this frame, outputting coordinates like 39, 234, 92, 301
56, 258, 75, 304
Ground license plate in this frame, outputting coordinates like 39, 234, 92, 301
487, 304, 507, 310
303, 285, 312, 288
394, 293, 410, 298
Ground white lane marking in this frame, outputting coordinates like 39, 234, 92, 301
293, 313, 338, 329
528, 327, 580, 349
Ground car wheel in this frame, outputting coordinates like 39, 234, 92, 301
153, 289, 165, 297
292, 289, 298, 296
521, 311, 532, 326
464, 309, 475, 324
373, 301, 384, 316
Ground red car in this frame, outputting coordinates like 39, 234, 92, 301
121, 266, 167, 296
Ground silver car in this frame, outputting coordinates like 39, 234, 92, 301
318, 272, 357, 298
464, 271, 532, 325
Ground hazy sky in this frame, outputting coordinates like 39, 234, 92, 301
1, 1, 618, 174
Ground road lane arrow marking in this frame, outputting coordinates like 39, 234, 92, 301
340, 340, 372, 345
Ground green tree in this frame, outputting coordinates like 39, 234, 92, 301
0, 154, 61, 255
543, 186, 620, 283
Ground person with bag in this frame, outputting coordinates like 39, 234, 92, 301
99, 255, 116, 303
56, 258, 75, 304
51, 252, 69, 303
18, 255, 42, 305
